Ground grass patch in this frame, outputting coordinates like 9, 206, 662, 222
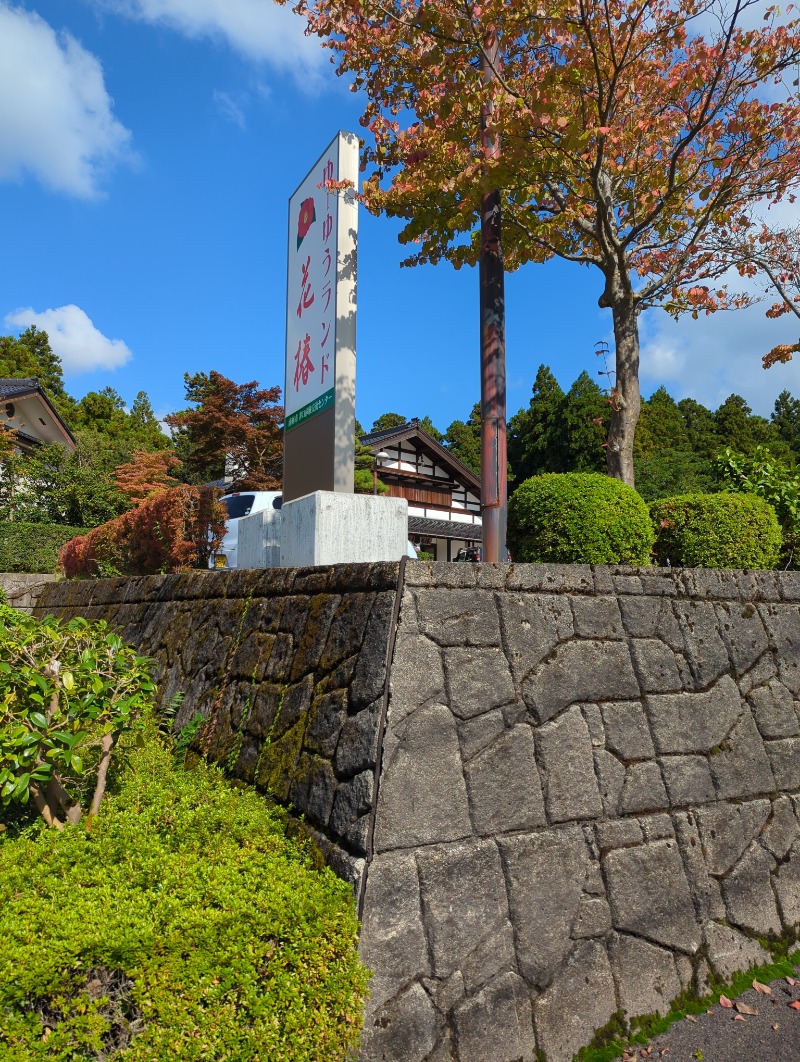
0, 727, 368, 1061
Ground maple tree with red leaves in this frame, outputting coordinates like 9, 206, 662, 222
113, 449, 183, 506
289, 0, 800, 487
165, 371, 284, 491
60, 485, 226, 577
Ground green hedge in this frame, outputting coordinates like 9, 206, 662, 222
0, 732, 368, 1060
650, 492, 782, 569
0, 523, 88, 574
507, 472, 655, 564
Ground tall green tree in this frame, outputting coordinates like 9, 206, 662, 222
508, 365, 566, 482
560, 372, 608, 474
772, 390, 800, 461
370, 412, 406, 433
444, 404, 482, 475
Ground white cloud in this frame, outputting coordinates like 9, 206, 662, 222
4, 305, 133, 374
97, 0, 325, 79
213, 89, 247, 129
0, 4, 135, 198
639, 304, 800, 416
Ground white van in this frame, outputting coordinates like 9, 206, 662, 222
210, 491, 282, 569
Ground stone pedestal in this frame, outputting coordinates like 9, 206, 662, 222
280, 491, 408, 567
237, 507, 282, 569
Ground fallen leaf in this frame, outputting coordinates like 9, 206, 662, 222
719, 995, 733, 1009
773, 1023, 780, 1030
787, 977, 799, 987
789, 1000, 800, 1011
660, 1051, 670, 1057
736, 1002, 758, 1015
685, 1014, 698, 1022
641, 1050, 652, 1058
734, 1013, 746, 1022
706, 1009, 714, 1015
753, 979, 772, 995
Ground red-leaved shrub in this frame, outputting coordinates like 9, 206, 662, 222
60, 486, 225, 578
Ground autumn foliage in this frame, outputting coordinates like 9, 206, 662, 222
59, 485, 225, 578
166, 371, 284, 490
293, 0, 800, 486
113, 449, 182, 506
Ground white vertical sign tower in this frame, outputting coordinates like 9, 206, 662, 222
283, 131, 358, 502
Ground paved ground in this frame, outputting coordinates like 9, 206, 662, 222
625, 971, 800, 1062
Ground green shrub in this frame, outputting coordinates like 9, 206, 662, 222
0, 523, 89, 574
507, 472, 655, 564
0, 731, 368, 1061
650, 492, 782, 569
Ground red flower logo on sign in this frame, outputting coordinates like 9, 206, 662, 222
297, 197, 316, 249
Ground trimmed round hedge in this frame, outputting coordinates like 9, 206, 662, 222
650, 492, 782, 569
507, 472, 655, 565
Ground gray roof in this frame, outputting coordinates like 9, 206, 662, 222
408, 516, 482, 541
0, 378, 40, 399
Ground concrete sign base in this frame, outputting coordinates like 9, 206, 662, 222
280, 491, 408, 567
237, 507, 282, 570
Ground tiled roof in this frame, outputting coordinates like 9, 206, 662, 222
361, 419, 481, 494
0, 378, 39, 399
408, 516, 482, 541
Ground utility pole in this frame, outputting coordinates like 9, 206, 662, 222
479, 30, 507, 563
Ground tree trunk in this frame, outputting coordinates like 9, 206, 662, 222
606, 298, 641, 487
479, 31, 508, 563
89, 731, 117, 819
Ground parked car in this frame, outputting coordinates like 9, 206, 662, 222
210, 491, 282, 569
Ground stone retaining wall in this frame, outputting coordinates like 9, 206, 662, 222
361, 563, 800, 1062
32, 562, 800, 1062
33, 565, 399, 891
0, 572, 58, 612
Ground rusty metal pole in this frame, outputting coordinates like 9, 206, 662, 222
479, 31, 507, 563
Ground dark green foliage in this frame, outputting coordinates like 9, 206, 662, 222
713, 394, 790, 461
370, 411, 406, 432
444, 402, 482, 474
634, 451, 715, 502
772, 389, 800, 459
677, 397, 719, 460
507, 473, 655, 564
4, 438, 127, 527
418, 415, 444, 441
508, 365, 567, 481
0, 730, 368, 1061
0, 326, 68, 404
560, 371, 608, 472
716, 446, 800, 567
650, 492, 782, 569
0, 522, 89, 573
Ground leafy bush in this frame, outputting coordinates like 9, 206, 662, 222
0, 523, 89, 574
0, 605, 154, 827
650, 492, 782, 569
507, 472, 655, 564
59, 485, 225, 578
716, 446, 800, 567
0, 732, 368, 1061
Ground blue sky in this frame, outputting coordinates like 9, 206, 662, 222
3, 0, 800, 433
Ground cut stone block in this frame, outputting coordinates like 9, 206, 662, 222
534, 941, 617, 1062
537, 707, 603, 823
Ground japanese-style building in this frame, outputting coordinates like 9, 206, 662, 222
360, 419, 482, 561
0, 379, 76, 455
